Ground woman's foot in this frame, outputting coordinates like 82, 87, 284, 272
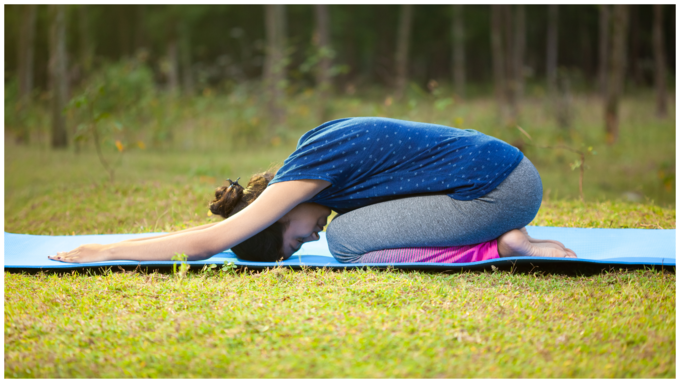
498, 229, 577, 258
518, 227, 577, 258
519, 227, 567, 248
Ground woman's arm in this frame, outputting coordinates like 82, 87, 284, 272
120, 222, 220, 242
49, 179, 331, 263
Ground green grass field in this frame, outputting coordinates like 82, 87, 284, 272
5, 93, 676, 377
5, 265, 675, 378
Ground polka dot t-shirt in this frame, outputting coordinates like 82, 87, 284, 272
269, 117, 524, 214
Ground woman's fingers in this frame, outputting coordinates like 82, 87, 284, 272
49, 250, 79, 263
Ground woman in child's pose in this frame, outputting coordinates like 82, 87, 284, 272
50, 117, 576, 264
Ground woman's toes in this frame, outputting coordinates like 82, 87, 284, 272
535, 243, 579, 258
527, 237, 566, 248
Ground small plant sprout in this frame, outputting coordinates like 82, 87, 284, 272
202, 264, 218, 275
222, 260, 237, 275
171, 253, 190, 279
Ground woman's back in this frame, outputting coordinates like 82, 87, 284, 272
269, 117, 523, 213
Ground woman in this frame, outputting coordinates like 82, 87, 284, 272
50, 117, 576, 264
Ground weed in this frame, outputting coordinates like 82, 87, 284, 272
222, 260, 237, 276
171, 253, 190, 279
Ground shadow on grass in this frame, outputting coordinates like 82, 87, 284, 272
6, 262, 675, 278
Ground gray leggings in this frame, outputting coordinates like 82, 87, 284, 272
326, 156, 543, 263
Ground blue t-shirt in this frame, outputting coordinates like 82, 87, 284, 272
269, 117, 523, 213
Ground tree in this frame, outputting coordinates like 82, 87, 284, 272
49, 5, 69, 148
604, 4, 629, 145
165, 12, 180, 95
314, 4, 332, 122
653, 4, 668, 119
451, 5, 465, 99
502, 5, 519, 123
546, 5, 559, 94
134, 5, 148, 53
628, 5, 643, 86
490, 5, 506, 120
77, 5, 95, 75
263, 4, 287, 130
512, 5, 525, 101
394, 4, 413, 101
491, 5, 522, 124
17, 5, 37, 109
16, 4, 37, 144
179, 18, 194, 96
598, 5, 610, 97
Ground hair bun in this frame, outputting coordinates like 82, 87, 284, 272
209, 183, 245, 218
207, 168, 279, 219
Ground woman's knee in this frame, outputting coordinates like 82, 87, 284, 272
326, 218, 362, 262
521, 158, 543, 226
499, 156, 543, 228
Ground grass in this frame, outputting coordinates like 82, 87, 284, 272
4, 92, 676, 378
5, 266, 675, 378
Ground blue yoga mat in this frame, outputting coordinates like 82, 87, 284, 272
3, 226, 676, 270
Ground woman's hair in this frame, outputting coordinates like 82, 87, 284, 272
209, 167, 286, 262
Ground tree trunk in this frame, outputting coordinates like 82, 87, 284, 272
314, 4, 332, 122
580, 20, 592, 80
165, 14, 180, 95
546, 5, 559, 94
598, 5, 610, 97
264, 4, 287, 130
394, 4, 413, 101
78, 5, 94, 75
653, 4, 668, 119
16, 5, 37, 144
604, 4, 629, 145
117, 6, 131, 57
629, 5, 643, 87
135, 5, 148, 54
166, 38, 179, 95
502, 5, 517, 123
18, 5, 37, 108
513, 5, 525, 101
179, 19, 194, 96
490, 5, 506, 121
49, 5, 68, 148
451, 5, 465, 99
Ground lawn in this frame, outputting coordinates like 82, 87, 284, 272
4, 260, 675, 378
4, 93, 676, 378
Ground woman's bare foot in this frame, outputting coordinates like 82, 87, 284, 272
519, 227, 566, 248
498, 229, 577, 258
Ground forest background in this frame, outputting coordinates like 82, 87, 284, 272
4, 3, 676, 230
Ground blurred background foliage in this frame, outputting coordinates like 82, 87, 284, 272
3, 4, 676, 209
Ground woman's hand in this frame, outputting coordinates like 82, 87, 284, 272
48, 244, 110, 264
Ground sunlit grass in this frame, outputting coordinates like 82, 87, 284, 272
5, 266, 675, 378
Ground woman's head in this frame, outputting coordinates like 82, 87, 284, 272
278, 202, 332, 259
209, 170, 331, 262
